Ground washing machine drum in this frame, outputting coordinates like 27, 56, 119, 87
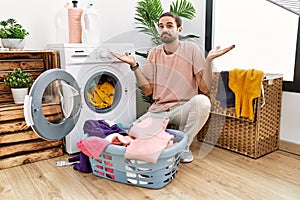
24, 69, 82, 140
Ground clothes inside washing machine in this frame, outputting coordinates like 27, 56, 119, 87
84, 71, 122, 113
87, 81, 114, 108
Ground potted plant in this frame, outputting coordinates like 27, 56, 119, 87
4, 68, 34, 104
0, 18, 29, 49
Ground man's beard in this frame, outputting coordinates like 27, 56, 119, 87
160, 32, 177, 43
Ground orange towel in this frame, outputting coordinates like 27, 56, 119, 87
229, 69, 264, 120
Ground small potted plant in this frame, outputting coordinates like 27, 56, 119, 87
4, 68, 34, 104
0, 18, 29, 49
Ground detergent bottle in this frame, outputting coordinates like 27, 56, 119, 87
68, 0, 83, 43
55, 1, 71, 43
81, 3, 101, 44
55, 0, 83, 43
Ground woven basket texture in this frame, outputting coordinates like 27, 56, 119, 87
198, 72, 283, 158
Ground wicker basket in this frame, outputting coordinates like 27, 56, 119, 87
88, 129, 187, 189
198, 72, 283, 158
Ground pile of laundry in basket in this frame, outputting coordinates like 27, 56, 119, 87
63, 117, 181, 173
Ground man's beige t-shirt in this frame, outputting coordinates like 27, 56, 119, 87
143, 41, 205, 112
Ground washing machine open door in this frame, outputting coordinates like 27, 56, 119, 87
24, 69, 82, 140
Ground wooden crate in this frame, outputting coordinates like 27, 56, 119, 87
198, 72, 283, 158
0, 50, 59, 103
0, 50, 64, 169
0, 103, 64, 169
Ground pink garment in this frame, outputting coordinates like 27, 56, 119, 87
125, 117, 174, 163
77, 136, 110, 159
129, 117, 168, 137
105, 133, 134, 146
143, 41, 205, 112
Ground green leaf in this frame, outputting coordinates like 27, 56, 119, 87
170, 0, 196, 20
135, 0, 163, 46
135, 51, 149, 58
179, 34, 199, 40
4, 68, 34, 88
0, 18, 29, 39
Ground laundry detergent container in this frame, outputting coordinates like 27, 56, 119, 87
81, 3, 101, 43
55, 1, 83, 43
87, 128, 187, 189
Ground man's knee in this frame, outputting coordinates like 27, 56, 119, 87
193, 95, 211, 114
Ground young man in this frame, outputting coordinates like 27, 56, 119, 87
112, 12, 235, 163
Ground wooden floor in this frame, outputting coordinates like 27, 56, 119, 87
1, 139, 300, 200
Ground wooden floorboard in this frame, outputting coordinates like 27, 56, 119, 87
1, 139, 300, 200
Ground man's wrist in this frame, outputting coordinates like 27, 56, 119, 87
130, 63, 139, 71
205, 57, 213, 63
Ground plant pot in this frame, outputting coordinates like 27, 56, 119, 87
1, 38, 25, 50
11, 88, 28, 104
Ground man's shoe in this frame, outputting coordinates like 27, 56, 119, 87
180, 150, 193, 163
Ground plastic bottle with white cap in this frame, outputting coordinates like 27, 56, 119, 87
55, 0, 82, 43
81, 3, 101, 44
55, 1, 71, 43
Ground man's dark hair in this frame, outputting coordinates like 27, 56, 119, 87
158, 12, 182, 28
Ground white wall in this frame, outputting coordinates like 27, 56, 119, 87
213, 0, 297, 82
0, 0, 298, 144
280, 92, 300, 143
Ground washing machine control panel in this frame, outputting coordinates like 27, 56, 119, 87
93, 48, 134, 62
92, 48, 113, 61
50, 43, 135, 65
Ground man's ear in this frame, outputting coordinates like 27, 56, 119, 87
178, 26, 183, 32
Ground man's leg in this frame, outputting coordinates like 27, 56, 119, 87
139, 95, 210, 147
133, 110, 168, 125
169, 95, 211, 162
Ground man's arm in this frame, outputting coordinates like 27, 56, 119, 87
195, 45, 235, 97
110, 52, 153, 96
132, 67, 153, 96
195, 68, 212, 97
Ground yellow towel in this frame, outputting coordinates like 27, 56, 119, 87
229, 69, 264, 120
228, 69, 247, 118
87, 82, 115, 108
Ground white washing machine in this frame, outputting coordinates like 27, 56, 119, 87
24, 43, 136, 154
